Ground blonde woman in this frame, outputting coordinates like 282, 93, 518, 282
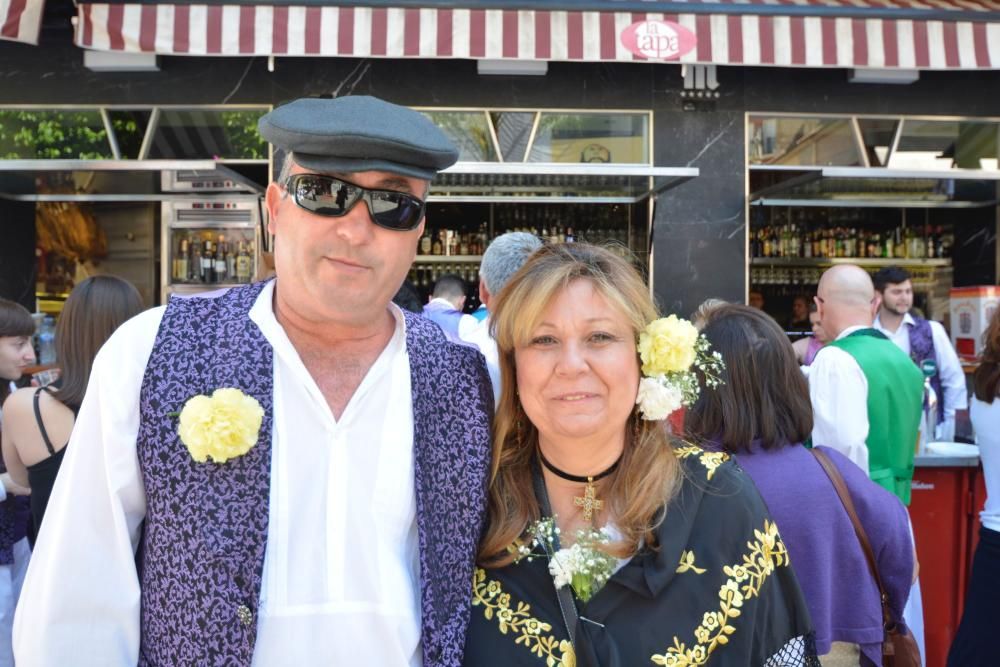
463, 243, 817, 667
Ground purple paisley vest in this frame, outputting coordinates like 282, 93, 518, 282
136, 281, 492, 667
908, 317, 943, 421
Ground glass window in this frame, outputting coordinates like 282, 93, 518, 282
148, 108, 268, 160
528, 113, 649, 164
0, 109, 112, 159
421, 111, 498, 162
857, 118, 900, 167
748, 116, 863, 167
489, 111, 536, 162
107, 110, 152, 159
891, 120, 1000, 171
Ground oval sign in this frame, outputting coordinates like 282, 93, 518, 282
620, 20, 697, 61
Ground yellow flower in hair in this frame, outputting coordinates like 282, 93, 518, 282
178, 388, 264, 463
638, 315, 699, 376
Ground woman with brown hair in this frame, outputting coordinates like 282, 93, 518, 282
463, 243, 815, 667
686, 304, 915, 667
948, 306, 1000, 666
0, 299, 35, 667
1, 276, 143, 543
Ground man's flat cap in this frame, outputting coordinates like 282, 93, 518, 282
258, 96, 459, 181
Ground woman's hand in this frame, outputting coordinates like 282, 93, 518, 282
0, 472, 30, 496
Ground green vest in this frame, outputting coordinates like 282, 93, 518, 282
828, 329, 924, 505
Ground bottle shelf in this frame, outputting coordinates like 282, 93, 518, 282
413, 255, 484, 263
750, 257, 950, 268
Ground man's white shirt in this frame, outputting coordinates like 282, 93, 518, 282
13, 281, 423, 666
808, 325, 871, 474
459, 315, 500, 407
874, 312, 967, 439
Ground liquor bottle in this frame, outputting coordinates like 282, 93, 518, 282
431, 231, 443, 256
201, 241, 215, 283
565, 227, 575, 243
893, 228, 905, 259
190, 237, 203, 281
175, 238, 189, 283
236, 241, 253, 283
459, 235, 470, 256
420, 230, 432, 255
215, 236, 229, 283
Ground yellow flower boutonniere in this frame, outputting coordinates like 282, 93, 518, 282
177, 388, 264, 464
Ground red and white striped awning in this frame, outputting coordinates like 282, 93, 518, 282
75, 2, 1000, 70
1, 0, 45, 45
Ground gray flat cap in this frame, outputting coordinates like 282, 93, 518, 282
258, 96, 459, 181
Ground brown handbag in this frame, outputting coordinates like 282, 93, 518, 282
810, 448, 922, 667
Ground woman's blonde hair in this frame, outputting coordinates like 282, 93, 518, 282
479, 243, 682, 566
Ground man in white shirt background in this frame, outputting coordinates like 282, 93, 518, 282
873, 266, 968, 442
13, 96, 494, 667
422, 273, 478, 344
460, 232, 543, 405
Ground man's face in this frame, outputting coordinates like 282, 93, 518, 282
0, 335, 35, 381
266, 165, 428, 326
792, 297, 809, 321
880, 280, 913, 317
748, 291, 765, 310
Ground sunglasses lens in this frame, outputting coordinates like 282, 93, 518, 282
292, 175, 359, 216
369, 191, 424, 231
288, 175, 424, 231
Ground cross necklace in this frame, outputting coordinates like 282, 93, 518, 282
538, 448, 622, 523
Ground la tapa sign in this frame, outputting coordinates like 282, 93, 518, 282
620, 20, 697, 61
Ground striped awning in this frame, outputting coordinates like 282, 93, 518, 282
1, 0, 45, 45
74, 1, 1000, 70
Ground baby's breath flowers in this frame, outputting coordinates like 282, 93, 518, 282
636, 316, 725, 420
514, 517, 618, 603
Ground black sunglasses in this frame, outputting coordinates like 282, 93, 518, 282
284, 173, 426, 231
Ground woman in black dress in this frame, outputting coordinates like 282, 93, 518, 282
2, 276, 142, 543
463, 243, 817, 667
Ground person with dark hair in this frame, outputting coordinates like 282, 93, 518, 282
788, 294, 811, 332
423, 273, 477, 343
948, 306, 1000, 666
465, 244, 816, 667
391, 279, 424, 314
0, 299, 34, 667
792, 302, 830, 366
872, 266, 966, 441
686, 304, 916, 666
2, 276, 144, 541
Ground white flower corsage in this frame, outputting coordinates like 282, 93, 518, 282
176, 388, 264, 463
635, 315, 724, 420
514, 517, 618, 602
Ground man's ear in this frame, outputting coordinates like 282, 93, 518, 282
265, 182, 283, 236
479, 280, 491, 309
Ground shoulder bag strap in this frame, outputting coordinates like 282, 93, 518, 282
532, 460, 580, 647
810, 447, 897, 631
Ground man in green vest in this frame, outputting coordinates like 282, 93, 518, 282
808, 263, 928, 663
808, 264, 924, 506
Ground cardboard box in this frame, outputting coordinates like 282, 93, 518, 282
949, 286, 1000, 360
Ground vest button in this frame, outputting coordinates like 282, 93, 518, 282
236, 604, 253, 627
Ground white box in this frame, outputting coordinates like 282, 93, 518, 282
949, 286, 1000, 360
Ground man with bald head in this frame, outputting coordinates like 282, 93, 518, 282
809, 264, 924, 505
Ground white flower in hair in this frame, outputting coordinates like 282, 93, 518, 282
636, 376, 684, 421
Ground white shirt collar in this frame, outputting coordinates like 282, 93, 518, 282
835, 324, 872, 341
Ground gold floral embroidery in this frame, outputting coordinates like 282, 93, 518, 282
676, 550, 707, 575
650, 520, 789, 666
673, 445, 730, 480
473, 568, 576, 667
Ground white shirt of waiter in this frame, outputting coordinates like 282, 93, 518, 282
13, 281, 422, 666
874, 311, 967, 439
808, 325, 872, 474
460, 315, 500, 407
